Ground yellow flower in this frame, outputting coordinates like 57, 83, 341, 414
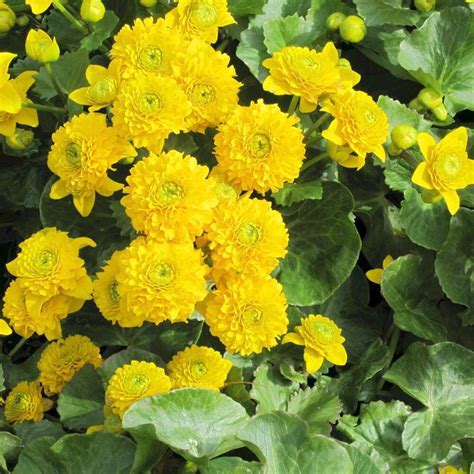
262, 43, 360, 113
167, 345, 232, 391
366, 255, 394, 284
209, 165, 240, 205
214, 100, 306, 193
322, 89, 389, 169
6, 228, 95, 317
0, 318, 12, 336
48, 112, 136, 217
283, 314, 347, 373
202, 276, 288, 356
111, 17, 188, 78
172, 40, 240, 132
69, 61, 121, 112
207, 196, 288, 279
122, 150, 217, 242
412, 128, 474, 215
165, 0, 235, 43
4, 381, 53, 423
3, 280, 85, 340
105, 360, 171, 417
112, 73, 191, 153
38, 335, 102, 395
93, 250, 144, 328
25, 29, 60, 63
25, 0, 52, 14
439, 467, 466, 474
116, 238, 209, 325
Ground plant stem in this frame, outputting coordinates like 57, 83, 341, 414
287, 95, 299, 115
300, 151, 329, 172
8, 337, 27, 358
400, 151, 419, 168
52, 0, 89, 35
192, 320, 204, 345
216, 38, 230, 52
22, 102, 66, 113
45, 63, 67, 102
377, 326, 401, 393
304, 112, 331, 141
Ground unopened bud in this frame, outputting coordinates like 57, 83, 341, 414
6, 129, 34, 150
339, 16, 366, 43
326, 12, 346, 32
418, 87, 442, 110
139, 0, 158, 6
0, 3, 16, 34
414, 0, 436, 12
388, 143, 402, 157
408, 98, 424, 112
391, 125, 417, 150
432, 103, 448, 121
80, 0, 106, 23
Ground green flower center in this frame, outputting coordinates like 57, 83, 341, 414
34, 250, 57, 275
124, 373, 150, 394
65, 142, 82, 167
89, 76, 116, 103
215, 181, 238, 200
190, 83, 215, 105
190, 361, 208, 379
109, 280, 120, 303
139, 92, 162, 113
139, 46, 163, 71
237, 223, 261, 245
242, 306, 263, 327
151, 181, 185, 206
250, 133, 272, 159
309, 321, 336, 344
437, 153, 461, 180
148, 263, 175, 287
12, 393, 30, 410
190, 1, 217, 27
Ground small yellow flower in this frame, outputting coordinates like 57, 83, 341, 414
366, 255, 394, 284
322, 89, 389, 169
207, 196, 288, 280
25, 29, 60, 63
167, 345, 232, 391
0, 318, 12, 336
165, 0, 235, 43
48, 112, 136, 217
112, 73, 191, 153
25, 0, 52, 14
37, 335, 102, 395
202, 276, 288, 356
439, 467, 466, 474
69, 61, 121, 112
105, 360, 171, 417
116, 238, 209, 325
214, 100, 306, 194
4, 381, 53, 423
262, 43, 360, 113
283, 314, 347, 373
412, 128, 474, 215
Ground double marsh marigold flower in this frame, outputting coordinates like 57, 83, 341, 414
322, 89, 389, 169
283, 314, 347, 373
172, 40, 240, 133
167, 345, 232, 391
116, 238, 209, 325
412, 127, 474, 215
202, 276, 288, 355
38, 335, 102, 395
262, 43, 360, 113
207, 196, 288, 279
4, 381, 53, 423
105, 360, 172, 417
165, 0, 235, 43
122, 151, 217, 242
48, 113, 136, 217
366, 255, 393, 284
112, 73, 191, 153
214, 100, 306, 193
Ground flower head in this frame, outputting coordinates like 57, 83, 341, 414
122, 151, 217, 242
25, 29, 60, 63
105, 360, 171, 417
214, 100, 306, 193
4, 381, 53, 423
322, 89, 388, 169
165, 0, 235, 43
412, 128, 474, 215
112, 73, 191, 153
38, 335, 102, 395
366, 255, 393, 284
48, 113, 136, 217
167, 345, 232, 390
262, 43, 360, 113
202, 276, 288, 355
283, 314, 347, 373
25, 0, 51, 14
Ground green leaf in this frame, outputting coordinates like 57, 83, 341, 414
400, 187, 450, 250
343, 443, 388, 474
45, 10, 84, 50
279, 181, 361, 306
383, 159, 413, 193
263, 14, 314, 54
80, 11, 119, 51
435, 209, 474, 324
127, 424, 167, 474
50, 48, 90, 95
208, 457, 263, 473
15, 420, 65, 445
238, 412, 353, 474
384, 342, 474, 462
307, 0, 352, 45
57, 365, 105, 430
14, 437, 64, 474
236, 26, 269, 82
354, 0, 420, 27
381, 255, 448, 342
123, 389, 249, 463
250, 363, 298, 414
398, 7, 474, 114
272, 180, 323, 207
337, 339, 390, 412
228, 0, 266, 17
0, 432, 21, 463
287, 386, 341, 435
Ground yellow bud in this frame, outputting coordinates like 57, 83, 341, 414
5, 129, 34, 150
388, 143, 402, 157
421, 189, 442, 204
326, 12, 346, 32
139, 0, 158, 6
391, 125, 417, 150
408, 98, 424, 112
432, 103, 448, 121
414, 0, 436, 12
418, 87, 442, 110
25, 29, 60, 63
0, 3, 16, 33
339, 15, 366, 43
80, 0, 106, 23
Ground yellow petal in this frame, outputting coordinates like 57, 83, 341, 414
26, 0, 53, 14
0, 319, 13, 336
69, 87, 93, 106
382, 255, 394, 269
373, 144, 386, 162
412, 162, 433, 189
325, 344, 348, 366
0, 52, 16, 82
62, 275, 93, 300
12, 71, 37, 96
262, 75, 287, 95
322, 120, 344, 146
50, 179, 70, 199
0, 117, 17, 137
322, 41, 339, 64
417, 132, 437, 162
299, 97, 317, 113
96, 177, 123, 197
366, 269, 383, 284
85, 64, 108, 84
440, 126, 468, 150
74, 237, 96, 249
73, 193, 96, 217
25, 293, 50, 318
440, 189, 460, 215
15, 107, 39, 127
304, 348, 324, 373
282, 332, 305, 346
0, 82, 22, 114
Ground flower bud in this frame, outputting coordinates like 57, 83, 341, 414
0, 3, 16, 34
339, 16, 366, 43
391, 125, 417, 150
388, 143, 402, 157
139, 0, 158, 7
408, 98, 424, 112
6, 129, 34, 150
326, 12, 346, 32
432, 103, 448, 121
421, 189, 442, 204
418, 87, 442, 110
16, 15, 30, 27
414, 0, 436, 12
80, 0, 106, 23
25, 29, 60, 63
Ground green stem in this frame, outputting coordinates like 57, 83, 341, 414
22, 102, 66, 113
192, 320, 204, 345
45, 63, 67, 102
300, 151, 329, 172
304, 112, 331, 141
8, 337, 27, 358
377, 326, 401, 393
287, 95, 299, 115
400, 151, 420, 169
52, 0, 89, 35
216, 38, 230, 52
